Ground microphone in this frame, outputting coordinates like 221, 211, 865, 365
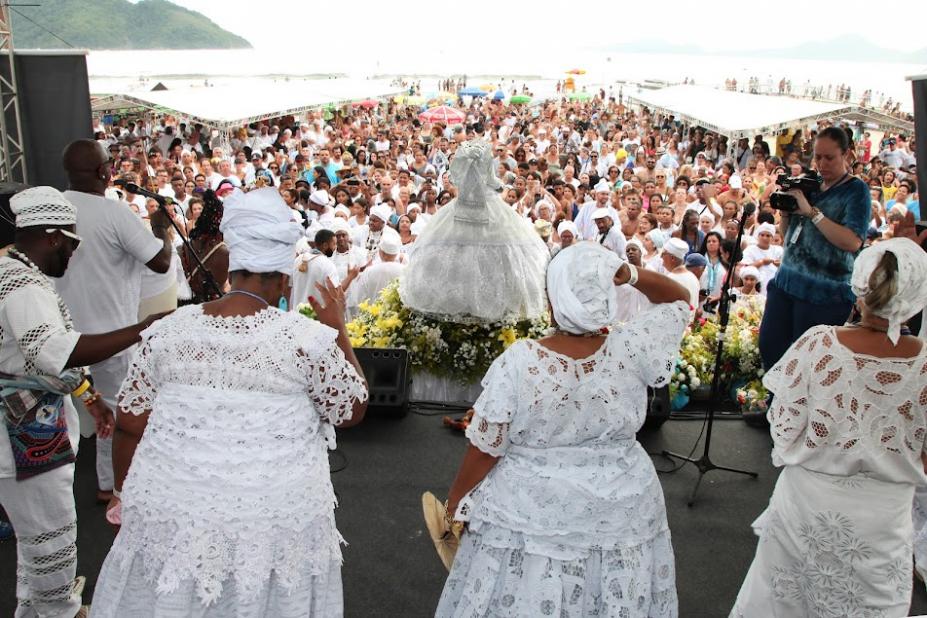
118, 181, 173, 206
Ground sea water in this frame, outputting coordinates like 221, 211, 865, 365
86, 48, 920, 113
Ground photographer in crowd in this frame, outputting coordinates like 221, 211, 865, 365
758, 126, 871, 371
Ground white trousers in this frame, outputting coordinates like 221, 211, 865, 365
0, 464, 81, 617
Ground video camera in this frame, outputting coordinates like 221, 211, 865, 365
770, 170, 823, 213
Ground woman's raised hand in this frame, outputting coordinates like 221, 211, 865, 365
309, 278, 347, 330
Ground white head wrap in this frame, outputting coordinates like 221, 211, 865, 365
594, 180, 611, 194
647, 229, 666, 250
220, 188, 303, 276
740, 265, 760, 280
370, 204, 392, 223
10, 186, 76, 228
557, 221, 578, 237
627, 238, 645, 253
547, 242, 622, 334
756, 222, 776, 236
333, 204, 351, 218
310, 190, 333, 207
379, 230, 401, 255
330, 218, 350, 234
851, 238, 927, 344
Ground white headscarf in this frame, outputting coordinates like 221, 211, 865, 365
547, 242, 622, 334
220, 188, 303, 276
851, 237, 927, 344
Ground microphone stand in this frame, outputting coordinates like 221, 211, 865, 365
136, 189, 224, 300
660, 211, 758, 506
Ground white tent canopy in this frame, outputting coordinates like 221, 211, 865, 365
91, 79, 404, 130
626, 85, 912, 139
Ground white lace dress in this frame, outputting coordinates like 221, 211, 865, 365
90, 305, 366, 618
436, 300, 690, 618
731, 325, 927, 618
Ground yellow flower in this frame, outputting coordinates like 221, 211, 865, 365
349, 336, 366, 347
497, 327, 517, 348
367, 304, 382, 317
372, 336, 391, 348
358, 300, 370, 313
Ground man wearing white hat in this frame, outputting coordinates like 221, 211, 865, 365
331, 219, 367, 283
352, 204, 393, 261
347, 230, 405, 317
593, 209, 628, 259
661, 237, 701, 319
740, 222, 782, 293
574, 180, 620, 240
1, 186, 168, 618
307, 190, 335, 223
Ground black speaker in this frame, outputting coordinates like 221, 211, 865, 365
640, 385, 671, 432
354, 348, 411, 417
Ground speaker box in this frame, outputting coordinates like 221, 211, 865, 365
640, 385, 671, 432
354, 348, 411, 417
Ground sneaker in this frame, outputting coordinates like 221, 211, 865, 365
0, 520, 13, 541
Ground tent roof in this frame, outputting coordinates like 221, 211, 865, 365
626, 85, 912, 138
91, 79, 403, 130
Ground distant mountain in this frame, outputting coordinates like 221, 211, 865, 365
597, 36, 927, 65
10, 0, 251, 50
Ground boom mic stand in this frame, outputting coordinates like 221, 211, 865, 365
123, 182, 224, 299
661, 208, 758, 506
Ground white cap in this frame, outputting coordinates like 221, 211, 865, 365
370, 204, 393, 223
10, 186, 77, 228
664, 238, 689, 260
592, 208, 613, 221
627, 238, 645, 252
557, 221, 578, 237
757, 222, 776, 236
740, 265, 760, 279
330, 218, 350, 234
309, 190, 332, 207
379, 231, 401, 255
729, 175, 743, 190
333, 204, 351, 218
594, 180, 611, 194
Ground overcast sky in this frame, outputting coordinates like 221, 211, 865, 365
175, 0, 927, 53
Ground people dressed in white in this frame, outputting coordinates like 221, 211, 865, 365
352, 204, 392, 262
90, 187, 368, 617
574, 181, 621, 240
732, 238, 927, 618
437, 242, 691, 617
660, 238, 700, 318
593, 209, 628, 259
739, 223, 781, 294
330, 219, 368, 282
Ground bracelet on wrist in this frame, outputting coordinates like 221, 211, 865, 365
624, 263, 639, 286
810, 208, 825, 225
71, 379, 91, 398
82, 392, 102, 406
112, 488, 121, 499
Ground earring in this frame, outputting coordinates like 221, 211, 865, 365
277, 295, 288, 311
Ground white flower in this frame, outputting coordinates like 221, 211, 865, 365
691, 378, 701, 388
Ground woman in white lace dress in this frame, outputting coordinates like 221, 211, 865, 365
91, 188, 368, 617
436, 242, 691, 617
732, 237, 927, 617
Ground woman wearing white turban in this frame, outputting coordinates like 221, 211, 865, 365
732, 238, 927, 618
91, 188, 369, 617
436, 243, 690, 617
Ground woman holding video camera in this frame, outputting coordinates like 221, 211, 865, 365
758, 126, 871, 372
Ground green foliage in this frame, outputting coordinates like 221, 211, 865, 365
10, 0, 251, 50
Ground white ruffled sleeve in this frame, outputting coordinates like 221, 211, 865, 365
622, 300, 690, 387
295, 318, 368, 425
465, 343, 521, 457
762, 326, 819, 460
118, 327, 160, 416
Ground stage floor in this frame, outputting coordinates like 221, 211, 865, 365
2, 409, 925, 617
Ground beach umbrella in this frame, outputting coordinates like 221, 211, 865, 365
353, 99, 379, 109
480, 83, 496, 92
567, 92, 591, 101
493, 90, 505, 101
510, 95, 532, 104
566, 68, 586, 75
459, 87, 487, 97
419, 105, 467, 124
406, 95, 425, 105
393, 95, 406, 104
437, 91, 456, 101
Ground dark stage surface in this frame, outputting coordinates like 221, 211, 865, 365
2, 409, 926, 617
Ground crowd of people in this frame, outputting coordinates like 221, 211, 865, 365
1, 79, 926, 617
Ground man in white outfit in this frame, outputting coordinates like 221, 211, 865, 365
575, 180, 621, 240
291, 229, 340, 310
347, 231, 404, 316
593, 209, 627, 259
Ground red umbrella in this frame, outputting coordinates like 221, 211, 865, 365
352, 99, 379, 109
418, 105, 467, 124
